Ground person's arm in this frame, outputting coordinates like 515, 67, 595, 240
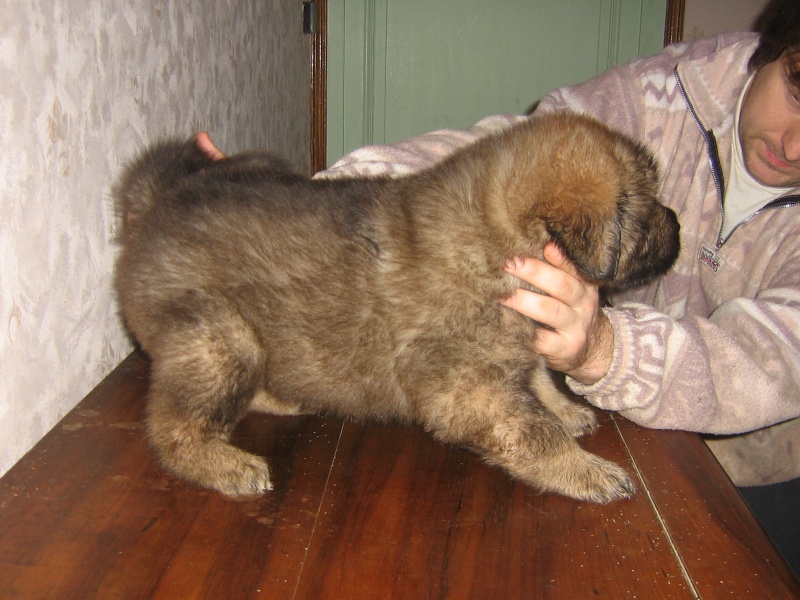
576, 287, 800, 434
319, 115, 526, 180
503, 242, 800, 436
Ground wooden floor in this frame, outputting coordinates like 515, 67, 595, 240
1, 351, 798, 599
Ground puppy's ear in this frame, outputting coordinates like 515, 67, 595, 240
543, 205, 621, 282
504, 169, 624, 282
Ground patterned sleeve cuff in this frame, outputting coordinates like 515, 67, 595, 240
565, 306, 645, 411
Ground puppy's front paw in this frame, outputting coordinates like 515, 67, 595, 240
574, 455, 636, 504
530, 448, 636, 504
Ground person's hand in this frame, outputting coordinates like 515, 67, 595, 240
500, 243, 613, 385
196, 131, 225, 161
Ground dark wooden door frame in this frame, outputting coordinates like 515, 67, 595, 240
309, 0, 327, 174
664, 0, 686, 46
309, 0, 685, 172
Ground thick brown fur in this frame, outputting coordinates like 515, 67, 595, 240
114, 113, 680, 503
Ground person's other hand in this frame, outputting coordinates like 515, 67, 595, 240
196, 131, 225, 161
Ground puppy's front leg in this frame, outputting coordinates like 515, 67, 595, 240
421, 380, 635, 503
529, 368, 598, 438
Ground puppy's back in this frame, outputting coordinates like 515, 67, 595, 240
114, 139, 297, 242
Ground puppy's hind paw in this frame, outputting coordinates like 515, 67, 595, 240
216, 453, 274, 497
156, 438, 274, 498
561, 404, 598, 438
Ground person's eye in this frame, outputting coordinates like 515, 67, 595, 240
786, 77, 800, 107
784, 74, 800, 106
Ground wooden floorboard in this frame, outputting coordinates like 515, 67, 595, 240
295, 417, 693, 599
1, 351, 798, 599
614, 416, 800, 598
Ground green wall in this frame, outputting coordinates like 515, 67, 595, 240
327, 0, 667, 165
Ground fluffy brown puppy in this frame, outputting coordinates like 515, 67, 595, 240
115, 113, 680, 503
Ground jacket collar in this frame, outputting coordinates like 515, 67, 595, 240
674, 33, 757, 159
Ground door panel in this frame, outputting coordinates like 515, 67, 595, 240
327, 0, 666, 165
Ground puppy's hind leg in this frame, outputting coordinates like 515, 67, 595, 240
145, 326, 272, 497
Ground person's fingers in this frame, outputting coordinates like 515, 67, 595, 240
541, 243, 582, 279
504, 255, 583, 306
500, 287, 570, 330
196, 131, 226, 161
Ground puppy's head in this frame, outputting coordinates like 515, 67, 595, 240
502, 113, 679, 291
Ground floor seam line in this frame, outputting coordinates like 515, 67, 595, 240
612, 414, 701, 600
291, 420, 345, 600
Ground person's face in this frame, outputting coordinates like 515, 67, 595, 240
739, 52, 800, 188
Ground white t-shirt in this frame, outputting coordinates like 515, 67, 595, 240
722, 74, 793, 240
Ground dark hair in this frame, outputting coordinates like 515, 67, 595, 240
749, 0, 800, 73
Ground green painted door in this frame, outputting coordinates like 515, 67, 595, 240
327, 0, 666, 166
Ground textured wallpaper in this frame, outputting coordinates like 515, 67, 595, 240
0, 0, 309, 477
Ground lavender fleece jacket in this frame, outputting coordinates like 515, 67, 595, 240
321, 33, 800, 486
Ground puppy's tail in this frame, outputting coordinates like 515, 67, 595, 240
114, 138, 212, 241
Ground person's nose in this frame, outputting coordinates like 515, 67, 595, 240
782, 117, 800, 163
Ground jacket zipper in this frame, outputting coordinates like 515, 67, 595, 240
673, 67, 800, 249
